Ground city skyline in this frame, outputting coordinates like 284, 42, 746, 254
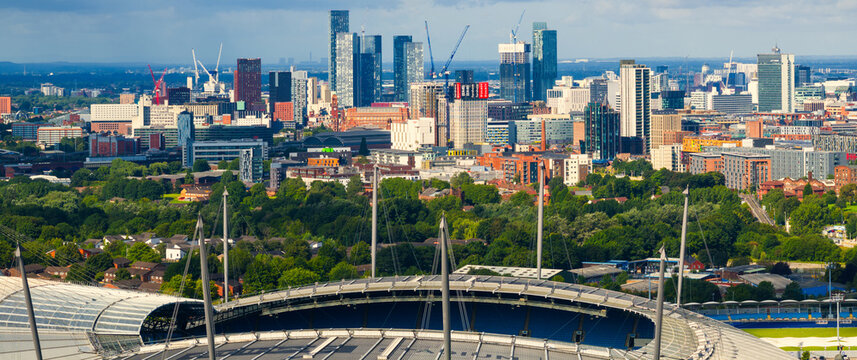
2, 0, 857, 63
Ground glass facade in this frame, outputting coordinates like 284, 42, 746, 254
757, 51, 795, 113
584, 102, 620, 161
335, 32, 359, 108
269, 71, 292, 113
532, 23, 557, 102
393, 36, 413, 102
329, 10, 349, 90
499, 43, 531, 103
405, 42, 425, 102
361, 35, 382, 103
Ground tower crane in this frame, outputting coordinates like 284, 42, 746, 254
425, 20, 436, 80
424, 21, 470, 95
510, 10, 525, 43
148, 65, 167, 105
192, 49, 199, 88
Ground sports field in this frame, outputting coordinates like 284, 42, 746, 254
745, 327, 857, 338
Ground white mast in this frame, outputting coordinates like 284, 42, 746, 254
222, 189, 229, 303
439, 215, 451, 360
192, 49, 199, 88
676, 186, 689, 306
653, 245, 667, 360
371, 165, 378, 278
196, 216, 216, 360
536, 162, 545, 280
16, 243, 42, 360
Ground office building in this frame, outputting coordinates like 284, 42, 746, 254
546, 86, 590, 114
584, 102, 620, 161
187, 139, 268, 181
650, 110, 681, 150
0, 97, 9, 115
795, 65, 811, 87
660, 90, 685, 110
499, 42, 531, 102
342, 106, 409, 130
619, 60, 651, 153
514, 114, 574, 145
486, 120, 514, 145
795, 85, 824, 109
167, 87, 190, 105
723, 153, 771, 190
651, 144, 685, 172
329, 10, 349, 90
335, 32, 360, 108
89, 133, 140, 157
487, 101, 532, 120
135, 125, 274, 150
532, 22, 557, 102
91, 104, 138, 122
563, 154, 592, 186
37, 127, 83, 147
357, 53, 376, 107
689, 153, 724, 174
689, 91, 713, 110
449, 99, 488, 148
393, 35, 413, 102
12, 123, 48, 141
712, 94, 753, 114
361, 35, 382, 103
176, 111, 195, 150
757, 48, 795, 113
40, 83, 64, 97
391, 117, 436, 151
269, 72, 292, 113
235, 58, 262, 111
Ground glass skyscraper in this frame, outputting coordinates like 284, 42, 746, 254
584, 103, 619, 161
499, 42, 531, 103
335, 32, 359, 108
268, 71, 291, 113
757, 48, 795, 113
361, 35, 382, 103
405, 42, 425, 100
329, 10, 349, 90
532, 22, 557, 102
393, 35, 413, 102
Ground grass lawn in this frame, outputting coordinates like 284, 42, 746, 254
830, 203, 857, 214
163, 193, 192, 204
745, 327, 857, 338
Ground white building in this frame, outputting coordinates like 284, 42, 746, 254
618, 60, 651, 151
91, 104, 138, 122
449, 99, 488, 149
391, 117, 436, 151
515, 114, 574, 145
689, 91, 714, 110
40, 83, 65, 97
546, 86, 590, 114
651, 144, 685, 172
166, 244, 188, 261
563, 154, 592, 186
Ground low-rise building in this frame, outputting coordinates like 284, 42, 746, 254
563, 154, 591, 186
723, 152, 771, 190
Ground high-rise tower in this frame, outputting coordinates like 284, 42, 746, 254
393, 35, 413, 102
618, 60, 651, 153
329, 10, 349, 90
335, 33, 360, 108
361, 35, 382, 103
235, 58, 262, 111
757, 47, 795, 113
532, 22, 557, 102
499, 42, 531, 102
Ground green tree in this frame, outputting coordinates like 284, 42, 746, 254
127, 242, 161, 263
783, 281, 804, 300
328, 262, 359, 280
349, 241, 371, 265
192, 159, 211, 173
114, 268, 131, 281
84, 253, 114, 273
346, 175, 363, 197
450, 172, 474, 188
803, 183, 813, 197
278, 267, 320, 288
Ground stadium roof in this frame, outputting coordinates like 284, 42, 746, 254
214, 275, 792, 359
0, 277, 202, 359
452, 265, 563, 279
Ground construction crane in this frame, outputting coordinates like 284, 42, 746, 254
196, 43, 225, 94
148, 65, 167, 105
192, 49, 199, 88
424, 20, 436, 80
510, 10, 525, 43
438, 25, 470, 91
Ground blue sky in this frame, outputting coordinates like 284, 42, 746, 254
1, 0, 855, 63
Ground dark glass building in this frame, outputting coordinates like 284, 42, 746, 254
455, 70, 474, 84
357, 53, 376, 107
329, 10, 349, 89
532, 22, 557, 102
661, 90, 685, 110
235, 58, 262, 111
584, 102, 619, 161
795, 65, 811, 87
393, 35, 412, 102
167, 87, 190, 105
361, 35, 382, 103
269, 71, 292, 113
499, 42, 531, 103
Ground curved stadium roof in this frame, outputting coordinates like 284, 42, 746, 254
0, 277, 202, 359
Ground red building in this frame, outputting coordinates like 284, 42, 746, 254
234, 58, 262, 111
0, 96, 10, 115
273, 102, 294, 122
89, 133, 140, 157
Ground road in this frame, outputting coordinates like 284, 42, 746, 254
740, 194, 775, 226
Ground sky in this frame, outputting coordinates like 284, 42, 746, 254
1, 0, 857, 64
